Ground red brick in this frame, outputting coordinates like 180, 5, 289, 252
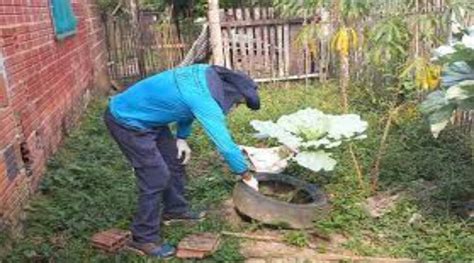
0, 0, 108, 229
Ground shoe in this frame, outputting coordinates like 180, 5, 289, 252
126, 241, 176, 258
162, 210, 206, 225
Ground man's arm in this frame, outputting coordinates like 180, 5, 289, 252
191, 99, 248, 174
177, 118, 194, 139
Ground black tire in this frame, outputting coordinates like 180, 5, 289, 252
232, 173, 331, 229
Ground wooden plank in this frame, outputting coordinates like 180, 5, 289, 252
227, 9, 238, 70
124, 22, 133, 77
220, 18, 305, 27
277, 22, 284, 77
220, 9, 232, 69
268, 7, 276, 79
222, 28, 231, 68
111, 19, 119, 80
150, 23, 159, 72
235, 8, 246, 71
255, 73, 320, 83
253, 7, 263, 77
283, 22, 290, 76
288, 24, 302, 76
118, 20, 126, 78
245, 8, 254, 76
261, 8, 270, 77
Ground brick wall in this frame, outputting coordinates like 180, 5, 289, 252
0, 0, 109, 234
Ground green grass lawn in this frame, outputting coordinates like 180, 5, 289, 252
1, 82, 473, 262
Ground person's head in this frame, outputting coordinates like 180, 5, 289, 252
212, 65, 260, 113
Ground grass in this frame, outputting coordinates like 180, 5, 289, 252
1, 81, 473, 262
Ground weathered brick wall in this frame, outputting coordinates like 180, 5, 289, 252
0, 0, 109, 234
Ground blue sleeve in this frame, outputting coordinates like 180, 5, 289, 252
192, 99, 248, 174
177, 118, 193, 139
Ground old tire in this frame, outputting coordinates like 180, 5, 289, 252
232, 173, 331, 229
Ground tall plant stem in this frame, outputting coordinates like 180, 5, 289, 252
340, 52, 350, 110
349, 143, 364, 189
370, 105, 403, 193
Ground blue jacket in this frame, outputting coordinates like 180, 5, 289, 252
109, 64, 259, 174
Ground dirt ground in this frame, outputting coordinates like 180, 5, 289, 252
219, 198, 417, 263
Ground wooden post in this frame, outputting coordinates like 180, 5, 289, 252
129, 0, 146, 77
208, 0, 225, 66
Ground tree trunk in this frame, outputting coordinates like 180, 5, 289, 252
340, 52, 350, 112
208, 0, 225, 66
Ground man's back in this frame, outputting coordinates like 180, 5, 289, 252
109, 66, 202, 130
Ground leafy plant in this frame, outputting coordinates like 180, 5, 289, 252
400, 57, 442, 91
332, 26, 358, 57
420, 26, 474, 137
251, 108, 368, 172
369, 17, 410, 67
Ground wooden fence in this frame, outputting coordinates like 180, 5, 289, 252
103, 5, 473, 133
104, 11, 201, 83
104, 8, 322, 83
453, 110, 474, 136
219, 7, 321, 81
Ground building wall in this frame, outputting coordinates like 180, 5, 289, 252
0, 0, 109, 233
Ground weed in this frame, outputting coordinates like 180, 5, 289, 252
1, 83, 472, 262
284, 231, 309, 247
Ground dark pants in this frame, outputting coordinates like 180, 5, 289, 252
104, 109, 188, 244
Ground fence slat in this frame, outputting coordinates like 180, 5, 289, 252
220, 18, 305, 27
221, 9, 232, 69
254, 7, 263, 77
228, 9, 238, 71
235, 8, 246, 72
283, 23, 290, 76
261, 8, 270, 75
245, 8, 254, 75
268, 7, 276, 79
277, 22, 284, 77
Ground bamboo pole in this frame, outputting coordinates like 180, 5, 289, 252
208, 0, 225, 66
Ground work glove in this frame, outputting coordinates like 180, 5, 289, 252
176, 139, 192, 165
241, 172, 259, 191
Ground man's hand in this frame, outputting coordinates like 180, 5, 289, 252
241, 172, 259, 191
176, 139, 192, 165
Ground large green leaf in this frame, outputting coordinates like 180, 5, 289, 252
441, 61, 474, 87
420, 90, 450, 115
293, 151, 337, 172
250, 120, 302, 150
427, 103, 456, 138
446, 80, 474, 101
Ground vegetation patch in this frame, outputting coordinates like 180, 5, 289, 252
1, 82, 472, 262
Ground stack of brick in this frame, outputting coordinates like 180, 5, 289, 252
0, 0, 109, 235
176, 233, 221, 259
91, 229, 131, 253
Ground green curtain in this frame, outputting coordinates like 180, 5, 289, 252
50, 0, 78, 39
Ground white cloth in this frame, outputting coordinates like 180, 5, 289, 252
240, 146, 294, 174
